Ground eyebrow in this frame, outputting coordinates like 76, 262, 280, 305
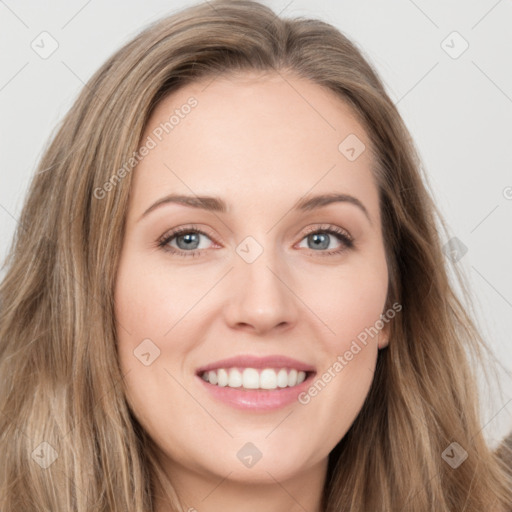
139, 192, 371, 223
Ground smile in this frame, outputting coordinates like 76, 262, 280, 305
195, 354, 316, 411
200, 367, 309, 390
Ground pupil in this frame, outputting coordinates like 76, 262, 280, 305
310, 233, 329, 250
177, 233, 199, 250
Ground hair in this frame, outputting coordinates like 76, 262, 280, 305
0, 0, 511, 510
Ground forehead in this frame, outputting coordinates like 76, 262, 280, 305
129, 71, 380, 224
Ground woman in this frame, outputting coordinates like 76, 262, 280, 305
0, 1, 510, 510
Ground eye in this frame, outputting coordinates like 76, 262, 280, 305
157, 225, 216, 257
296, 225, 354, 256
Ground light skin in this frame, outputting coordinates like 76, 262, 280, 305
114, 70, 390, 512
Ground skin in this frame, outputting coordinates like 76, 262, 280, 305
114, 70, 390, 512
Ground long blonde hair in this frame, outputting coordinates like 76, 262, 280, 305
1, 1, 511, 510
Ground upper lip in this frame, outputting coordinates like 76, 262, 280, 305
196, 355, 316, 375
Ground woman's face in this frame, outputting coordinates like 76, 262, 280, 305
115, 71, 390, 488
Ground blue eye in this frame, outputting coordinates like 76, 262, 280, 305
157, 224, 353, 258
158, 227, 213, 257
297, 226, 354, 256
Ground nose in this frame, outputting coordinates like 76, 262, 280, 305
222, 248, 299, 336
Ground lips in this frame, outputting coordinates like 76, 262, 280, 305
195, 354, 316, 411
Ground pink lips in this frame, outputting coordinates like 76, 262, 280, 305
195, 354, 316, 411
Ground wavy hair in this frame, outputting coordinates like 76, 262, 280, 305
1, 1, 511, 510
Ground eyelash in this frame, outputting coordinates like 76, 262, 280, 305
156, 224, 354, 258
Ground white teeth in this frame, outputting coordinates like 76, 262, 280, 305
228, 368, 242, 388
260, 368, 277, 389
200, 367, 309, 389
242, 368, 259, 389
217, 368, 229, 387
277, 368, 288, 388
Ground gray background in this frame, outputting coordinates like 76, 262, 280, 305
1, 0, 511, 445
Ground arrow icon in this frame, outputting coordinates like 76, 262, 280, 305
237, 441, 263, 468
236, 236, 263, 263
31, 442, 58, 468
134, 339, 161, 365
445, 449, 455, 458
445, 39, 455, 48
338, 134, 365, 161
442, 441, 467, 468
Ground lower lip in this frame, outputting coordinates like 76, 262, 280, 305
196, 373, 315, 411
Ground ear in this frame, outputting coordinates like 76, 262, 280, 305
377, 320, 391, 349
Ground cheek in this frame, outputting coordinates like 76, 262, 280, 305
114, 254, 178, 387
298, 273, 386, 441
114, 252, 194, 343
295, 255, 388, 437
113, 256, 190, 439
303, 260, 388, 351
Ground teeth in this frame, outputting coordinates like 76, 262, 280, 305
200, 368, 308, 389
217, 368, 229, 387
228, 368, 242, 388
277, 368, 288, 388
260, 368, 277, 389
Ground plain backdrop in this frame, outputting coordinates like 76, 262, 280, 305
0, 0, 511, 445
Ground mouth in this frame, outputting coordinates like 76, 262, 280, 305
198, 367, 314, 390
194, 355, 316, 410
